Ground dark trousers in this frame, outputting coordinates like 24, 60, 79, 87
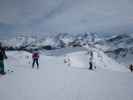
89, 62, 93, 70
0, 60, 5, 74
32, 59, 39, 68
130, 68, 133, 72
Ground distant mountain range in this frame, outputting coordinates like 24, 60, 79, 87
2, 33, 96, 50
96, 33, 133, 65
1, 33, 133, 65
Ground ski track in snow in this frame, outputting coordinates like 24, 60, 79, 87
0, 50, 133, 100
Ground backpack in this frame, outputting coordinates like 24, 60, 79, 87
32, 52, 39, 59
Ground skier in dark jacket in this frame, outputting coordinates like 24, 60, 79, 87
32, 50, 39, 69
0, 43, 7, 75
129, 64, 133, 72
89, 51, 93, 70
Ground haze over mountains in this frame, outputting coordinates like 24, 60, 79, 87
0, 0, 133, 35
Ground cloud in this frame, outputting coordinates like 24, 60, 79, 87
0, 22, 14, 33
0, 0, 133, 35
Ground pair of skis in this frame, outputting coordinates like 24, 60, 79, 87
0, 69, 14, 77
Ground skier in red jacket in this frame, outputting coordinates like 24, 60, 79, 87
32, 50, 39, 69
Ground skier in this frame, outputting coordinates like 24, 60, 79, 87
89, 51, 93, 70
89, 61, 93, 70
32, 50, 39, 69
88, 33, 95, 70
129, 64, 133, 72
0, 42, 7, 75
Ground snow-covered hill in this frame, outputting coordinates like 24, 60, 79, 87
64, 49, 128, 72
1, 33, 133, 66
0, 48, 133, 100
97, 33, 133, 65
102, 33, 133, 50
2, 33, 94, 50
3, 34, 37, 49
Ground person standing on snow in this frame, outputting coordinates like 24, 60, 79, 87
32, 50, 39, 69
129, 64, 133, 72
0, 43, 7, 75
88, 33, 95, 70
89, 51, 93, 70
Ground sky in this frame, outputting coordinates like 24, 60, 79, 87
0, 0, 133, 37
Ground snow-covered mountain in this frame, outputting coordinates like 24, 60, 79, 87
1, 33, 133, 66
96, 33, 133, 65
99, 33, 133, 49
3, 34, 37, 49
2, 33, 95, 50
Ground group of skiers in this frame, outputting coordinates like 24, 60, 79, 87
0, 42, 40, 75
1, 41, 133, 75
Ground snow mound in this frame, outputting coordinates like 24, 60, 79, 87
5, 51, 32, 71
64, 50, 128, 72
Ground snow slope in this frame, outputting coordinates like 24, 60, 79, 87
0, 49, 133, 100
64, 50, 128, 72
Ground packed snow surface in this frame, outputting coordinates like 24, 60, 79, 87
64, 50, 128, 72
0, 48, 133, 100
